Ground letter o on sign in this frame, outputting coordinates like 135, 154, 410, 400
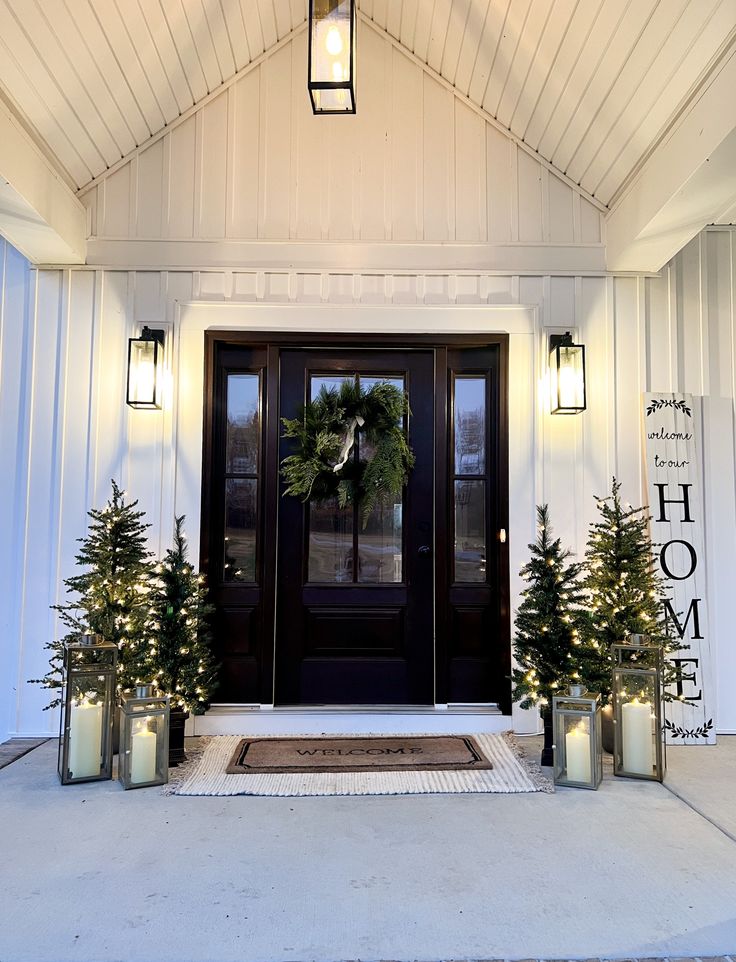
660, 539, 697, 580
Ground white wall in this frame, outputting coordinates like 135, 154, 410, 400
79, 26, 603, 256
3, 229, 735, 740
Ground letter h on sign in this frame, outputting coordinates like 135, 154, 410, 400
654, 483, 694, 523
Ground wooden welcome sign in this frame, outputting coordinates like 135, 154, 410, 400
643, 392, 716, 745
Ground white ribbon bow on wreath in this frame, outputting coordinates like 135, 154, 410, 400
333, 415, 365, 473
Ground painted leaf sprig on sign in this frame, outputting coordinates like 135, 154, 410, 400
280, 379, 415, 527
645, 398, 692, 417
664, 718, 714, 740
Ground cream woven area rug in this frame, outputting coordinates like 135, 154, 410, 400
167, 732, 552, 797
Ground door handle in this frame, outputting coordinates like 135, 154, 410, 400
417, 545, 432, 557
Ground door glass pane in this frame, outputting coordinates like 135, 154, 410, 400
226, 374, 260, 473
224, 478, 257, 582
454, 377, 486, 475
357, 376, 404, 583
455, 480, 486, 582
360, 376, 404, 396
308, 496, 353, 582
358, 495, 403, 583
311, 375, 353, 401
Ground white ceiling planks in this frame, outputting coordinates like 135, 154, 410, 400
0, 0, 731, 207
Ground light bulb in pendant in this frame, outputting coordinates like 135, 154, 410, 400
325, 25, 343, 55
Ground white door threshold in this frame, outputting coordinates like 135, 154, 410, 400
189, 704, 510, 736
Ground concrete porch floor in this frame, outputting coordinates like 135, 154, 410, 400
0, 737, 735, 962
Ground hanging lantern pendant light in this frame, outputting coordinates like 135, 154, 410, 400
308, 0, 356, 114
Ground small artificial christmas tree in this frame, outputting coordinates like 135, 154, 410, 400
512, 505, 588, 765
143, 516, 218, 714
578, 478, 681, 703
30, 481, 153, 707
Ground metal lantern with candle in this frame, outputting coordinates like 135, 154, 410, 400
118, 685, 170, 790
58, 634, 117, 785
552, 684, 603, 790
612, 634, 665, 782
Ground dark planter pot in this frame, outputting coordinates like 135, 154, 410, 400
169, 707, 189, 767
601, 703, 615, 755
540, 706, 554, 767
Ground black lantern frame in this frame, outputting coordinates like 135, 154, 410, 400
126, 326, 165, 409
549, 331, 586, 414
308, 0, 357, 114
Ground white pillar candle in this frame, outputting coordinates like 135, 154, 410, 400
69, 699, 103, 779
130, 721, 157, 784
565, 723, 591, 783
622, 698, 654, 775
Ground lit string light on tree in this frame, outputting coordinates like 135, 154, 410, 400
511, 505, 588, 765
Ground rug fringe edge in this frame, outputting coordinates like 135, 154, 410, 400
501, 731, 555, 793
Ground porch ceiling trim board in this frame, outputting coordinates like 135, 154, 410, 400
80, 239, 607, 275
606, 40, 736, 272
0, 93, 86, 264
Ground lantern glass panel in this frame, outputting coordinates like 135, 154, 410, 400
612, 637, 664, 781
309, 0, 356, 113
552, 692, 602, 790
119, 689, 170, 790
550, 342, 585, 413
613, 669, 663, 780
58, 637, 117, 785
127, 337, 161, 409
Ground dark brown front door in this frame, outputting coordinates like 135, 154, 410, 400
276, 349, 435, 705
201, 334, 510, 713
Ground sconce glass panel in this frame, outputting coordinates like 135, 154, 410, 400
549, 333, 586, 414
127, 327, 164, 409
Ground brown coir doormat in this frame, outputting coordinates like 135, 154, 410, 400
226, 735, 493, 774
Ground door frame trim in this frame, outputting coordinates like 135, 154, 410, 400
201, 330, 510, 712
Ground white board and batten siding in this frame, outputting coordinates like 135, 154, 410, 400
2, 230, 736, 741
79, 26, 604, 261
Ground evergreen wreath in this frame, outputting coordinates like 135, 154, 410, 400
280, 379, 415, 526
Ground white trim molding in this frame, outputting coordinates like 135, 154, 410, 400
82, 240, 607, 275
171, 301, 536, 734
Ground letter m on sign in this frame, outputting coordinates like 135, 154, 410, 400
664, 598, 704, 640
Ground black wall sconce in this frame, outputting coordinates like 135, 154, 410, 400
126, 326, 165, 410
308, 0, 356, 114
549, 332, 586, 414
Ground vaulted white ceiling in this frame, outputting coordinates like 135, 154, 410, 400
0, 0, 733, 209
